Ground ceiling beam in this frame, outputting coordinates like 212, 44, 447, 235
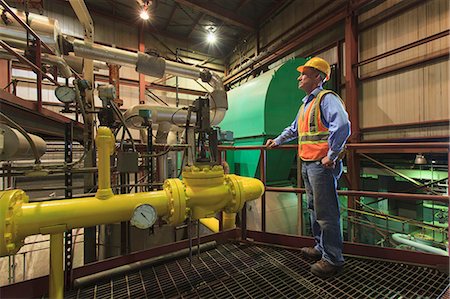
55, 0, 193, 45
235, 0, 251, 11
174, 0, 255, 31
163, 3, 178, 30
258, 0, 290, 25
187, 12, 203, 38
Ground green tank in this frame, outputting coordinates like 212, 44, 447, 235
219, 58, 307, 185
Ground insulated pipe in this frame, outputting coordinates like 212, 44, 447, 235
71, 39, 137, 67
63, 54, 109, 73
0, 48, 72, 78
0, 124, 47, 161
64, 38, 228, 125
392, 233, 448, 256
0, 7, 61, 54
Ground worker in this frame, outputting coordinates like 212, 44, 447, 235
266, 57, 351, 278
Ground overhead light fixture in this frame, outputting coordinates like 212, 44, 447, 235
414, 154, 427, 165
207, 31, 216, 44
206, 26, 217, 44
140, 6, 150, 20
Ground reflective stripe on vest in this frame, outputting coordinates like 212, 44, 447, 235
298, 90, 344, 161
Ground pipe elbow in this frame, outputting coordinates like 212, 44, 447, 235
42, 53, 72, 78
207, 71, 228, 125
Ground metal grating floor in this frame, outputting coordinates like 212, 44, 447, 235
66, 242, 449, 299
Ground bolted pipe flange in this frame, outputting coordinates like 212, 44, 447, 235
0, 189, 28, 256
163, 178, 187, 225
224, 175, 244, 213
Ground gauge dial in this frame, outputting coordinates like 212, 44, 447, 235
130, 204, 157, 229
55, 85, 76, 103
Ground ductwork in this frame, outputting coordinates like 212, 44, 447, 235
0, 7, 61, 55
62, 38, 228, 127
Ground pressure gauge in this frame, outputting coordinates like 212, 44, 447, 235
130, 204, 157, 229
55, 85, 76, 103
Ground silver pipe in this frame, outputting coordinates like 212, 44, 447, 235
72, 39, 138, 67
73, 241, 217, 288
0, 47, 72, 78
63, 38, 228, 126
41, 53, 72, 78
0, 7, 61, 54
165, 60, 200, 80
63, 55, 109, 74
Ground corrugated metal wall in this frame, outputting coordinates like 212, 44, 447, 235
359, 0, 449, 140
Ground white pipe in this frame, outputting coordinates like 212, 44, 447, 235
64, 38, 229, 127
71, 39, 138, 67
0, 124, 47, 161
392, 233, 448, 256
0, 7, 61, 54
124, 105, 196, 129
0, 48, 72, 78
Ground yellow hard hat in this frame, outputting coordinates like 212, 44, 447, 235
297, 57, 331, 81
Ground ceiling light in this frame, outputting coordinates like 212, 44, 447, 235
414, 154, 427, 165
207, 31, 216, 44
140, 5, 149, 20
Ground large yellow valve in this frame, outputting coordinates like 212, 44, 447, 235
0, 126, 264, 299
0, 126, 265, 257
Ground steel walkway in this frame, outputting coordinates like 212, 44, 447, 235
66, 242, 449, 298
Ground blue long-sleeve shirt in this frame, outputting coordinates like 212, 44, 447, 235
273, 87, 351, 161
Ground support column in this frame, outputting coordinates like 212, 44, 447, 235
69, 0, 97, 264
49, 233, 64, 299
345, 6, 361, 242
0, 59, 11, 92
139, 23, 146, 104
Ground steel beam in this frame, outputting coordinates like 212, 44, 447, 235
246, 230, 449, 267
175, 0, 255, 31
0, 89, 84, 141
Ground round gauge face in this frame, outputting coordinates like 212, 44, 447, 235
55, 86, 76, 103
130, 204, 157, 229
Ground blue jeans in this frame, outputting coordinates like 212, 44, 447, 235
302, 160, 344, 266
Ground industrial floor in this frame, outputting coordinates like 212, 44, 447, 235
66, 242, 449, 299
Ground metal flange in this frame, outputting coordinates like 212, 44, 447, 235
0, 189, 28, 256
163, 178, 187, 225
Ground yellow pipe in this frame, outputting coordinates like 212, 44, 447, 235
95, 127, 115, 199
0, 127, 265, 299
199, 218, 219, 233
16, 191, 170, 240
199, 212, 236, 233
49, 233, 63, 299
0, 128, 265, 256
222, 212, 236, 230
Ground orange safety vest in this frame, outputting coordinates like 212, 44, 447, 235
298, 90, 344, 161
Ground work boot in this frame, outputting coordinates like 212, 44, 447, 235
310, 259, 343, 278
300, 247, 322, 261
